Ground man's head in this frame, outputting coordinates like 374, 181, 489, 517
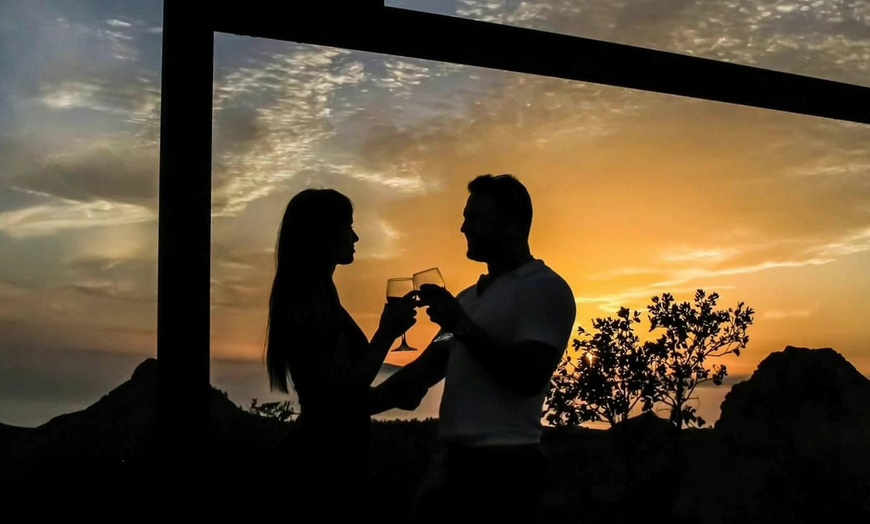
461, 174, 533, 263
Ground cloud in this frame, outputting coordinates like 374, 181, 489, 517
0, 8, 163, 140
6, 141, 158, 206
442, 0, 870, 86
210, 42, 475, 218
70, 278, 153, 303
613, 0, 694, 29
0, 280, 29, 318
813, 226, 870, 258
354, 217, 406, 260
760, 308, 815, 320
576, 284, 737, 314
587, 225, 870, 294
661, 248, 738, 264
210, 242, 273, 310
206, 31, 870, 305
0, 199, 154, 239
35, 74, 160, 122
64, 255, 156, 304
4, 0, 869, 379
210, 45, 362, 216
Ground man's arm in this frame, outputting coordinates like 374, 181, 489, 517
452, 321, 563, 397
367, 337, 450, 415
419, 280, 575, 397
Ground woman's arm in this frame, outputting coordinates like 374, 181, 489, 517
367, 335, 450, 415
329, 291, 419, 392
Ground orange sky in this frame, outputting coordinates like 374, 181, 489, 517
205, 63, 870, 427
1, 0, 869, 427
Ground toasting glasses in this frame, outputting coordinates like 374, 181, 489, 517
386, 267, 450, 351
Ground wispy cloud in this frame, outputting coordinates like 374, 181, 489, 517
0, 199, 154, 239
813, 226, 870, 257
211, 46, 364, 216
70, 278, 153, 304
210, 43, 471, 218
760, 308, 815, 320
661, 247, 738, 264
6, 140, 158, 206
35, 75, 159, 122
438, 0, 870, 86
576, 284, 737, 314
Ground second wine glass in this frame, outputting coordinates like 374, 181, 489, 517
412, 267, 445, 290
413, 267, 454, 343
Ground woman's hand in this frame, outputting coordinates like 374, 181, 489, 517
378, 290, 418, 340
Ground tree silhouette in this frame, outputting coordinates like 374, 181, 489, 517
646, 289, 754, 429
544, 307, 658, 427
543, 289, 754, 431
245, 398, 298, 422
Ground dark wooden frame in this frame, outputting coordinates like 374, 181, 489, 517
156, 0, 869, 483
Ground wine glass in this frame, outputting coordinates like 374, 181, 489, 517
386, 277, 416, 351
412, 267, 446, 290
413, 267, 454, 343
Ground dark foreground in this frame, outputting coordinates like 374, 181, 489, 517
2, 346, 869, 522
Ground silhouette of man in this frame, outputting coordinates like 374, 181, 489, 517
369, 174, 576, 523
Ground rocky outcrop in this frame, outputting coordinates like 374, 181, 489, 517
675, 346, 870, 523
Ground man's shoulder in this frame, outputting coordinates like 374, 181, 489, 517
520, 260, 572, 293
456, 283, 477, 301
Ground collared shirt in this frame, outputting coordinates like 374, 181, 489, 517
438, 259, 576, 446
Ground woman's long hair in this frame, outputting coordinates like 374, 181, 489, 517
265, 188, 354, 395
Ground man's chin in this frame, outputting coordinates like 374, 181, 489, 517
466, 249, 485, 262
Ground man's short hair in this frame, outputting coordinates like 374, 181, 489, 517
468, 174, 533, 235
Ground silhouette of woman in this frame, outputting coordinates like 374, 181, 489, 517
265, 188, 417, 514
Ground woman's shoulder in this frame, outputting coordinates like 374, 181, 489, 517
339, 307, 369, 347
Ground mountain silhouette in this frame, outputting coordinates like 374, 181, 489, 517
0, 358, 288, 514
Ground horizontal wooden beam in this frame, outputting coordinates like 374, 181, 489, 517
212, 5, 869, 125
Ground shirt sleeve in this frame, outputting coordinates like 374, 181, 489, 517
513, 274, 576, 352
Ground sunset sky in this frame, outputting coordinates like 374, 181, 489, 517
1, 0, 869, 428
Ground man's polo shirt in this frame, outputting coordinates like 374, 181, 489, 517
438, 259, 576, 446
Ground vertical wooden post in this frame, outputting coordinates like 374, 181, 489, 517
157, 0, 213, 504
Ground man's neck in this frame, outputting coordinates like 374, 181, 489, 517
485, 247, 534, 277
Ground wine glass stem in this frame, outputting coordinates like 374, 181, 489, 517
401, 332, 409, 346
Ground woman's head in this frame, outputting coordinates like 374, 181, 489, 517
276, 188, 358, 273
267, 188, 356, 393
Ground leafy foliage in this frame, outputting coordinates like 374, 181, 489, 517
544, 307, 658, 427
544, 289, 754, 429
646, 290, 754, 429
245, 398, 298, 422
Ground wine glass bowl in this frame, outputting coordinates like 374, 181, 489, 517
386, 277, 414, 303
412, 267, 455, 343
386, 277, 416, 351
412, 267, 445, 291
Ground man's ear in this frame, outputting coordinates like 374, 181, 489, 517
503, 220, 525, 239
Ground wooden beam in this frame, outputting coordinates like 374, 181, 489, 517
213, 5, 869, 125
157, 0, 213, 500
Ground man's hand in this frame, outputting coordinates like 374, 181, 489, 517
417, 284, 468, 333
